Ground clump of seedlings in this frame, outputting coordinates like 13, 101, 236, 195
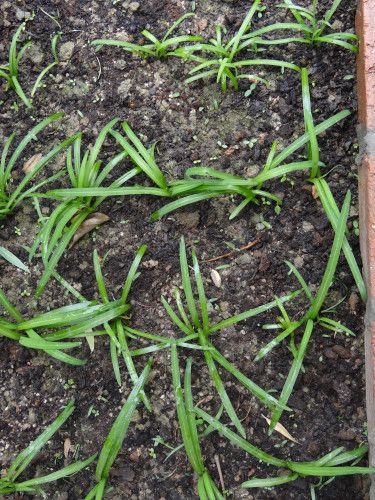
31, 119, 170, 297
0, 400, 96, 495
0, 112, 78, 220
241, 0, 358, 53
92, 12, 202, 59
0, 245, 147, 370
173, 0, 300, 92
0, 21, 61, 108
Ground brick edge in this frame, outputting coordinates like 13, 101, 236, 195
357, 0, 375, 495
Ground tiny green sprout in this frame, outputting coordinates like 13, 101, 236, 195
92, 13, 202, 59
241, 0, 358, 53
0, 401, 96, 495
173, 0, 299, 92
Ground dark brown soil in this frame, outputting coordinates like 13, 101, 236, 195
0, 1, 368, 499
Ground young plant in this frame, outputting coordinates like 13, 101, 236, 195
300, 67, 366, 301
32, 119, 170, 297
151, 107, 350, 221
92, 12, 202, 59
0, 112, 77, 220
0, 280, 127, 366
171, 348, 224, 499
195, 406, 375, 494
0, 400, 96, 495
128, 237, 300, 439
84, 361, 152, 500
173, 0, 300, 92
240, 0, 357, 53
0, 22, 62, 107
255, 191, 352, 433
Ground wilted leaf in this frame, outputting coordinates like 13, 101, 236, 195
23, 153, 43, 173
211, 269, 222, 288
69, 212, 110, 249
262, 415, 298, 443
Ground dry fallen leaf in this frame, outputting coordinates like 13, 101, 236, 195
262, 415, 299, 444
69, 212, 109, 249
22, 153, 43, 174
211, 269, 222, 288
311, 184, 319, 199
63, 437, 72, 458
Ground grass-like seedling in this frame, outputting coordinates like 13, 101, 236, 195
92, 12, 202, 59
0, 400, 96, 495
195, 407, 375, 494
0, 22, 61, 107
0, 281, 127, 366
0, 246, 148, 367
172, 0, 300, 92
128, 237, 300, 439
240, 0, 358, 53
52, 246, 151, 411
255, 191, 352, 433
85, 361, 151, 500
151, 107, 350, 221
0, 112, 77, 220
32, 119, 170, 297
171, 348, 224, 499
299, 67, 366, 301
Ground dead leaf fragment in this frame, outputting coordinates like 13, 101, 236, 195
63, 437, 72, 458
262, 415, 299, 443
311, 184, 319, 199
69, 212, 109, 249
22, 153, 42, 174
211, 269, 222, 288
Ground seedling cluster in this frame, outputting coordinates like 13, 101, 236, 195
0, 1, 368, 499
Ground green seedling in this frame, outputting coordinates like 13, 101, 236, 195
195, 407, 375, 494
151, 105, 350, 221
240, 0, 358, 53
173, 0, 300, 91
171, 349, 224, 499
84, 361, 151, 500
0, 112, 77, 220
0, 246, 148, 366
0, 22, 62, 107
256, 191, 352, 434
92, 12, 202, 59
0, 280, 126, 366
32, 119, 170, 297
53, 246, 151, 410
0, 400, 96, 495
126, 237, 300, 438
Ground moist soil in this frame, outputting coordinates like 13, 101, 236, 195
0, 0, 368, 499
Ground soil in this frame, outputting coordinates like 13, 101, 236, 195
0, 0, 368, 499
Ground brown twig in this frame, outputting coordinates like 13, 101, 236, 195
205, 238, 260, 263
214, 454, 226, 493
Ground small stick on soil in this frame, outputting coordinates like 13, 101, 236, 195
214, 454, 226, 493
205, 238, 260, 263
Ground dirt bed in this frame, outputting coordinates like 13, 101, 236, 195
0, 0, 368, 499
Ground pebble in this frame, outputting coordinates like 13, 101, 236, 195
332, 344, 351, 359
59, 41, 75, 61
337, 429, 356, 441
174, 211, 200, 229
